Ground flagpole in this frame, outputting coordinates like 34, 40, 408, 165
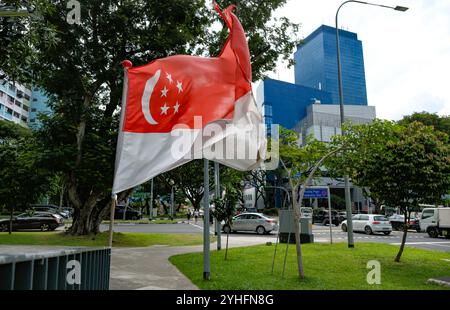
203, 159, 211, 280
110, 60, 132, 248
108, 194, 117, 247
214, 162, 222, 251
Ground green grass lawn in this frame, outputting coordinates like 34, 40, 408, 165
170, 242, 450, 290
0, 231, 212, 248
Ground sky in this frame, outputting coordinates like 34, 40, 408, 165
267, 0, 450, 120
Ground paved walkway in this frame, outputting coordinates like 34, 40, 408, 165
110, 234, 276, 290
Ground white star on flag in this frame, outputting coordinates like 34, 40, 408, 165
176, 81, 183, 93
161, 86, 168, 97
166, 72, 173, 84
160, 103, 169, 115
173, 101, 180, 113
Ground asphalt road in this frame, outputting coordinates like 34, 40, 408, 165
100, 221, 450, 252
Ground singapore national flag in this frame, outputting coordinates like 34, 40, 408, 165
112, 3, 266, 194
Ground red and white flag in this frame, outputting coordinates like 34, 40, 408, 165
112, 3, 266, 194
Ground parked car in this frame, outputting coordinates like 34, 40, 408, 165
31, 204, 71, 219
388, 214, 421, 232
0, 212, 64, 232
338, 211, 347, 220
313, 210, 342, 226
341, 214, 392, 235
222, 213, 278, 235
114, 205, 142, 220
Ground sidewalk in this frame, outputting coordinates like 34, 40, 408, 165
110, 234, 275, 290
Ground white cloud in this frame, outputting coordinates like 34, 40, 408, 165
269, 0, 450, 120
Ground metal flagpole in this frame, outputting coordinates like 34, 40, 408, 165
214, 162, 222, 251
108, 194, 117, 247
110, 60, 131, 247
327, 187, 333, 244
203, 159, 211, 280
149, 179, 154, 220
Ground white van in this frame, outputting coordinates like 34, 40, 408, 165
420, 208, 450, 238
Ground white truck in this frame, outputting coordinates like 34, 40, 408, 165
420, 208, 450, 238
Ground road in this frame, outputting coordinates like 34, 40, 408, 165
100, 221, 450, 252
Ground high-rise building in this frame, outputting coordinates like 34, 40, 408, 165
0, 80, 31, 127
0, 75, 51, 129
258, 25, 375, 212
258, 25, 373, 134
28, 88, 52, 129
294, 25, 368, 106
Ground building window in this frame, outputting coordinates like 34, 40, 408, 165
6, 108, 13, 114
13, 112, 20, 118
23, 105, 29, 112
7, 95, 14, 103
15, 100, 21, 107
0, 91, 4, 97
32, 98, 38, 102
24, 94, 31, 101
30, 118, 36, 123
264, 104, 273, 117
31, 108, 37, 112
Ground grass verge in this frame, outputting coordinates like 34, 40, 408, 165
0, 232, 212, 248
169, 242, 450, 290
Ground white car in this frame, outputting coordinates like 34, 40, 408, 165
341, 214, 392, 235
222, 213, 278, 235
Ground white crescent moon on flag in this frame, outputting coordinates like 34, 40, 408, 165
141, 69, 161, 125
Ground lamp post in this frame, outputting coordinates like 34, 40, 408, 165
335, 1, 408, 248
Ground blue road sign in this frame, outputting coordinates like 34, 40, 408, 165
303, 188, 328, 199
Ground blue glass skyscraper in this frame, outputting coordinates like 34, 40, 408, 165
294, 25, 368, 106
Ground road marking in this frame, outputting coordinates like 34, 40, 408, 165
188, 222, 206, 231
390, 241, 450, 246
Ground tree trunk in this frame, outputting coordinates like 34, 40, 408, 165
59, 181, 65, 211
225, 230, 230, 260
395, 209, 409, 262
9, 207, 14, 235
291, 186, 305, 279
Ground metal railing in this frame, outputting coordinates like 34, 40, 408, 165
0, 247, 110, 290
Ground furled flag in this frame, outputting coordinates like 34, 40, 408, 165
112, 3, 266, 194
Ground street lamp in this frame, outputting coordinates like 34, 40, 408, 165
335, 1, 408, 248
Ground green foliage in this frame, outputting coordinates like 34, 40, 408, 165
0, 119, 31, 140
399, 112, 450, 136
331, 120, 450, 209
1, 0, 300, 234
278, 127, 330, 188
0, 122, 51, 222
330, 120, 450, 261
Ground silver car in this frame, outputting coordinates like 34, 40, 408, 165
223, 213, 278, 235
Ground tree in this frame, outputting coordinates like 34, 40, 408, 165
0, 121, 50, 233
399, 112, 450, 136
0, 1, 37, 82
275, 127, 337, 279
211, 186, 239, 260
331, 120, 450, 262
1, 0, 299, 235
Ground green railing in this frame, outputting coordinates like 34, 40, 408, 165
0, 247, 110, 290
